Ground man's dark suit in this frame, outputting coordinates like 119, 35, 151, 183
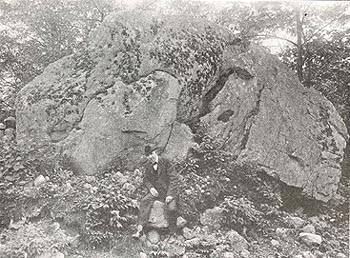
138, 157, 179, 232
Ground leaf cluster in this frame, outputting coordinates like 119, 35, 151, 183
177, 127, 283, 232
0, 220, 73, 258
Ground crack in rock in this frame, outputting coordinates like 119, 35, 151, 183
238, 81, 266, 151
200, 66, 254, 119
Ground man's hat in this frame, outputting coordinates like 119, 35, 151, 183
144, 145, 156, 156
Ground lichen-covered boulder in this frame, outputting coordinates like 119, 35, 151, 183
17, 12, 199, 174
16, 11, 348, 201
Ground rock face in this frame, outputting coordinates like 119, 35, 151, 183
201, 44, 348, 202
16, 11, 348, 201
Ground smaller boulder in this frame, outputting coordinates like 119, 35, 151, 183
276, 227, 290, 237
176, 216, 187, 228
336, 253, 347, 258
5, 127, 15, 135
164, 243, 185, 258
34, 175, 46, 187
271, 239, 280, 247
146, 241, 157, 250
200, 207, 224, 229
313, 251, 325, 258
47, 222, 60, 233
8, 218, 26, 230
148, 201, 169, 228
240, 249, 251, 258
37, 252, 65, 258
3, 128, 15, 141
83, 183, 92, 189
122, 182, 136, 193
309, 216, 328, 229
147, 230, 160, 244
301, 251, 316, 258
223, 252, 235, 258
139, 252, 148, 258
85, 176, 96, 183
183, 227, 195, 240
185, 237, 200, 247
4, 116, 16, 129
0, 123, 5, 130
287, 216, 305, 229
63, 183, 73, 193
301, 224, 316, 234
299, 232, 322, 246
226, 230, 248, 252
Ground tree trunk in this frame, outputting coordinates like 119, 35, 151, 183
295, 5, 303, 82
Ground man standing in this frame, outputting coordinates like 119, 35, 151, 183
132, 146, 179, 239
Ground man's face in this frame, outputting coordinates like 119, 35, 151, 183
147, 151, 158, 164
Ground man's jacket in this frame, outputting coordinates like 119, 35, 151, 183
143, 157, 178, 199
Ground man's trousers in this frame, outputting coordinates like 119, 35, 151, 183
138, 193, 178, 234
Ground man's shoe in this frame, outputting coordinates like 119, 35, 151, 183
167, 234, 177, 244
132, 230, 143, 240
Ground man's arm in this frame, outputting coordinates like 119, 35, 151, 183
143, 164, 153, 190
166, 162, 178, 197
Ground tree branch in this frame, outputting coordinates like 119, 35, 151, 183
305, 15, 345, 43
254, 34, 298, 47
139, 0, 159, 10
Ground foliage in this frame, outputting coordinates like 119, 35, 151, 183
0, 0, 115, 112
0, 135, 142, 248
216, 2, 295, 40
179, 229, 234, 257
0, 138, 59, 227
0, 220, 73, 258
177, 127, 283, 232
80, 171, 140, 247
46, 168, 142, 248
280, 31, 350, 131
220, 196, 262, 230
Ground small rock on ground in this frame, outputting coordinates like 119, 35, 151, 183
147, 230, 160, 244
37, 252, 65, 258
34, 175, 46, 187
276, 227, 290, 237
271, 239, 280, 247
183, 227, 195, 240
301, 251, 316, 258
185, 237, 200, 247
226, 230, 248, 252
299, 232, 322, 246
287, 216, 305, 229
176, 216, 187, 228
301, 224, 316, 234
139, 252, 148, 258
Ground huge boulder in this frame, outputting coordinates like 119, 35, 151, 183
16, 11, 348, 201
201, 43, 348, 202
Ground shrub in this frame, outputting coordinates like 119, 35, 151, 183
0, 220, 73, 258
47, 169, 142, 248
0, 138, 59, 227
81, 170, 142, 246
220, 196, 262, 232
177, 128, 283, 232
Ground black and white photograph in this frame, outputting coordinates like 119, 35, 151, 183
0, 0, 349, 257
